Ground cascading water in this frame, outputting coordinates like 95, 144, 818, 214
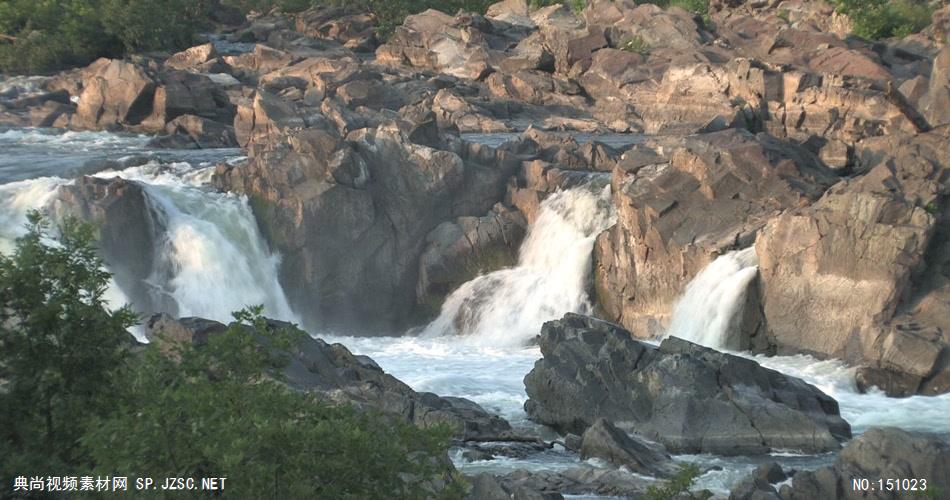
93, 162, 296, 324
0, 131, 296, 328
664, 247, 759, 349
421, 184, 616, 347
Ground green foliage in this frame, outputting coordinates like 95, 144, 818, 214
529, 0, 586, 13
640, 0, 711, 29
620, 35, 651, 55
0, 211, 138, 476
0, 213, 463, 498
86, 307, 462, 498
0, 0, 217, 74
644, 464, 707, 500
777, 9, 790, 24
832, 0, 934, 40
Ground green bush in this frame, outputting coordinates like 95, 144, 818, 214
620, 35, 651, 55
644, 464, 709, 500
0, 0, 218, 74
833, 0, 933, 40
1, 213, 463, 498
0, 212, 138, 475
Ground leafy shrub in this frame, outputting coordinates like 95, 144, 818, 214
0, 212, 463, 498
0, 0, 217, 74
0, 212, 138, 475
621, 35, 652, 55
644, 464, 708, 500
833, 0, 934, 40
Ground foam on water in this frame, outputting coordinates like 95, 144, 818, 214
421, 185, 616, 347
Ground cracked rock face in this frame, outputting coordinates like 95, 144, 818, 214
523, 313, 851, 455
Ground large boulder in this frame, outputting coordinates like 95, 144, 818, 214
144, 314, 513, 440
53, 176, 169, 314
754, 130, 949, 394
72, 59, 156, 130
523, 314, 852, 455
417, 203, 526, 316
214, 122, 520, 333
593, 129, 836, 340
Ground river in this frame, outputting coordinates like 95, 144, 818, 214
1, 127, 948, 496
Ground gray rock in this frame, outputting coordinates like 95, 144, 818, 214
145, 315, 513, 441
579, 418, 678, 477
523, 313, 851, 455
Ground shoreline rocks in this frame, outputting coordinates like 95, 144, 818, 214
730, 427, 950, 500
144, 314, 514, 441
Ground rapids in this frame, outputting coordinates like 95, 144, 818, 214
2, 128, 948, 496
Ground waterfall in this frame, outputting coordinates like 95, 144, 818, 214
0, 156, 297, 327
421, 184, 616, 347
664, 247, 759, 349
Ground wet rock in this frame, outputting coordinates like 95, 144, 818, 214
523, 313, 851, 455
579, 418, 678, 477
29, 101, 74, 128
417, 203, 526, 316
735, 428, 950, 500
214, 122, 519, 333
146, 315, 512, 440
729, 462, 786, 500
54, 176, 168, 315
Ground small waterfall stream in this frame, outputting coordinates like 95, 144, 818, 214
421, 184, 616, 346
664, 247, 759, 349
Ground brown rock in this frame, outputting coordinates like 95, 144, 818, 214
165, 43, 217, 71
72, 59, 156, 130
594, 130, 835, 339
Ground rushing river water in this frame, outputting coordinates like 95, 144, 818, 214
2, 127, 948, 496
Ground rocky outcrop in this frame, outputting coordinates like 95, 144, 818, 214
593, 129, 836, 340
729, 427, 950, 500
755, 130, 949, 395
72, 59, 157, 130
579, 418, 678, 478
214, 121, 520, 333
417, 203, 526, 316
144, 314, 513, 440
523, 314, 851, 455
53, 176, 168, 315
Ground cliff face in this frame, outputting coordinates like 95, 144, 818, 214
17, 0, 949, 393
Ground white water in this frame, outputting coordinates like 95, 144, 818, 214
4, 129, 950, 497
0, 131, 296, 327
664, 247, 759, 349
92, 161, 296, 323
421, 185, 616, 347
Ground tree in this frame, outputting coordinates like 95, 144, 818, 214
0, 211, 138, 477
1, 213, 463, 498
83, 307, 464, 499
